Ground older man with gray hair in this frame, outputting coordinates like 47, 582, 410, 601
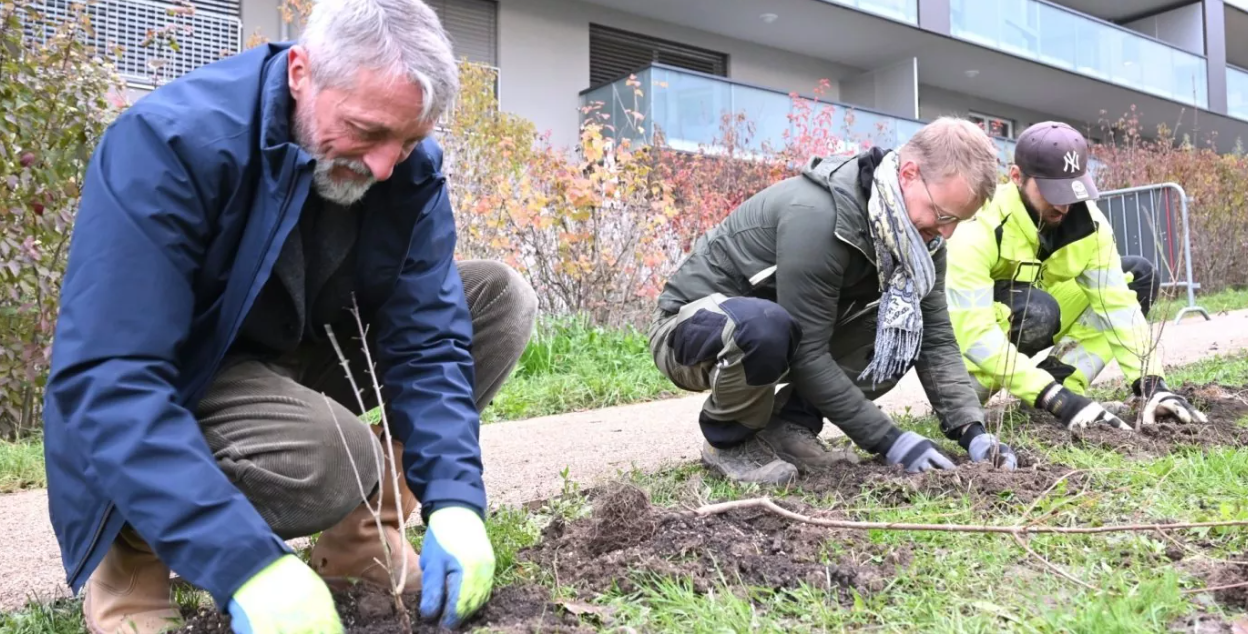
41, 0, 536, 632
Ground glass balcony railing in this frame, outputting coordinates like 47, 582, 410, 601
950, 0, 1208, 109
819, 0, 918, 24
580, 63, 1019, 168
1228, 65, 1248, 122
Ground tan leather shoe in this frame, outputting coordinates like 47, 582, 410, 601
83, 526, 182, 634
309, 436, 422, 594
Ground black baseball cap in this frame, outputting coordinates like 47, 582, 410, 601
1014, 121, 1098, 205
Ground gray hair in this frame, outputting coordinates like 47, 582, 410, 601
299, 0, 460, 124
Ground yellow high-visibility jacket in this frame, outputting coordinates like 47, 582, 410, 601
944, 182, 1163, 404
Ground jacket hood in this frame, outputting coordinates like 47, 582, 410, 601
800, 147, 887, 194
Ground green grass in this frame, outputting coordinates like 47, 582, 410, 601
480, 314, 673, 423
0, 436, 46, 493
1157, 286, 1248, 320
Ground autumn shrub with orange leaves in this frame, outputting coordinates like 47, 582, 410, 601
1090, 106, 1248, 295
441, 66, 684, 328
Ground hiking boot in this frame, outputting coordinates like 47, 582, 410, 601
758, 417, 860, 473
309, 437, 422, 594
701, 437, 799, 485
83, 526, 182, 634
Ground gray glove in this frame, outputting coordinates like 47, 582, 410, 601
884, 431, 955, 474
967, 432, 1018, 470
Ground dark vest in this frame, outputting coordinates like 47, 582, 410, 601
228, 192, 363, 366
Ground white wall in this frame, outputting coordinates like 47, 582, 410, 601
917, 85, 1098, 140
840, 57, 918, 119
241, 0, 291, 45
497, 0, 860, 147
1123, 3, 1204, 56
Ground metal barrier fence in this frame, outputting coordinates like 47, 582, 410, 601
1097, 182, 1210, 324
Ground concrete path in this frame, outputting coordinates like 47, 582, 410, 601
3, 307, 1246, 610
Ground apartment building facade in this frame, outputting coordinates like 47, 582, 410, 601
83, 0, 1248, 158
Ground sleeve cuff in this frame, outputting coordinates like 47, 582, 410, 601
418, 479, 487, 523
867, 424, 904, 455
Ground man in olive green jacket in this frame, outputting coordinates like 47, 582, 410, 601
649, 117, 1016, 484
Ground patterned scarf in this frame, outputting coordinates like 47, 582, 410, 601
858, 150, 939, 388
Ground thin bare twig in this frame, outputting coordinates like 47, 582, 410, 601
323, 296, 411, 630
1182, 580, 1248, 595
1011, 533, 1099, 592
693, 497, 1248, 535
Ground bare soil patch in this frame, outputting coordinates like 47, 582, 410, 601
521, 482, 907, 604
797, 457, 1080, 512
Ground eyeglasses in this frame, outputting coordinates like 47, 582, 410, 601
919, 172, 972, 225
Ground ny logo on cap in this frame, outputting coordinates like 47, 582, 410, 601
1063, 150, 1081, 173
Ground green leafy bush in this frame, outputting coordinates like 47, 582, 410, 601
1, 0, 127, 438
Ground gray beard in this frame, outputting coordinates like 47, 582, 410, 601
292, 103, 375, 206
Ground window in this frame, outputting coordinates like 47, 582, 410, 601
426, 0, 497, 67
24, 0, 242, 87
969, 111, 1016, 138
588, 23, 728, 87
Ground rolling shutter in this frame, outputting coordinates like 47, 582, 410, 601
426, 0, 497, 66
589, 23, 728, 87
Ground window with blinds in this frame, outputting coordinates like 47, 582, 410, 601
588, 23, 728, 88
426, 0, 497, 67
23, 0, 242, 87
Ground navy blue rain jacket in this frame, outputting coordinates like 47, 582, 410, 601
42, 42, 485, 608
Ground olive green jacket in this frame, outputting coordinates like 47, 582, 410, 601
656, 149, 983, 451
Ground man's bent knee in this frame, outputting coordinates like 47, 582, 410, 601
458, 259, 539, 324
1121, 255, 1161, 316
261, 408, 382, 539
456, 259, 539, 408
670, 297, 799, 385
198, 363, 383, 539
1006, 290, 1061, 356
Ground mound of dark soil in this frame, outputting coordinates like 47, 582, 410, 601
521, 482, 907, 606
798, 458, 1080, 512
1017, 382, 1248, 457
174, 582, 592, 633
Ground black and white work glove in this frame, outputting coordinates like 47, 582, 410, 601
1035, 381, 1132, 432
959, 423, 1017, 471
1134, 376, 1209, 425
883, 431, 955, 474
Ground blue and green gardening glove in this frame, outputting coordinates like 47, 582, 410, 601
420, 505, 497, 628
228, 554, 343, 634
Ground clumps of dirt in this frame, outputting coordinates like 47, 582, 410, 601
1202, 560, 1248, 610
175, 582, 591, 633
1018, 382, 1248, 458
584, 482, 658, 555
794, 455, 1080, 513
521, 482, 906, 605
